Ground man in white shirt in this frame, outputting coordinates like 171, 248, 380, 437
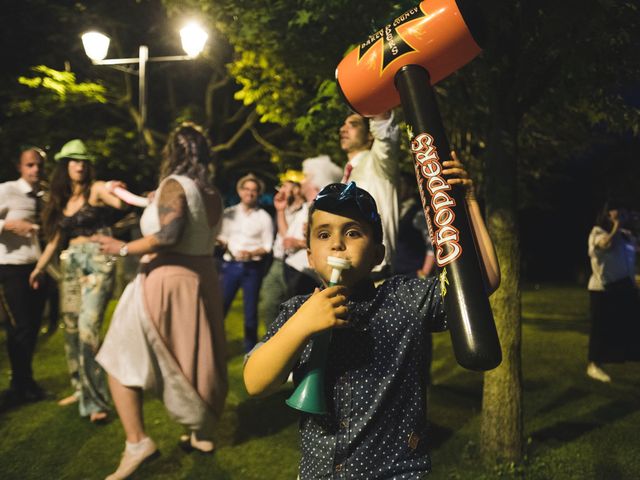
340, 111, 400, 279
284, 155, 344, 296
0, 147, 48, 408
259, 178, 305, 329
217, 173, 274, 352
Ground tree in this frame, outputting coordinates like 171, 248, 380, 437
435, 0, 640, 464
0, 0, 160, 187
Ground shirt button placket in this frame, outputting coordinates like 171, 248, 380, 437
333, 373, 350, 479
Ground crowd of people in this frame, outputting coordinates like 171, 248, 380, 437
0, 110, 636, 479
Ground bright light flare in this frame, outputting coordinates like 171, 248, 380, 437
81, 31, 111, 61
180, 22, 208, 57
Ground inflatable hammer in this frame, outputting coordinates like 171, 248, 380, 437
336, 0, 501, 371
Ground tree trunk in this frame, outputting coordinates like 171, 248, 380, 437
480, 102, 523, 465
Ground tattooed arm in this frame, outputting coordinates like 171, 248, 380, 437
96, 179, 188, 256
153, 179, 187, 248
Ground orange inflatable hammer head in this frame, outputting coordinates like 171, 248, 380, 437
335, 0, 484, 117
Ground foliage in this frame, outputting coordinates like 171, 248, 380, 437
8, 65, 108, 155
91, 127, 159, 192
229, 49, 305, 125
159, 0, 640, 203
0, 1, 144, 183
164, 0, 415, 159
17, 66, 107, 104
1, 65, 157, 189
9, 0, 634, 190
434, 0, 640, 206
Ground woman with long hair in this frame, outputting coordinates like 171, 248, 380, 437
586, 202, 640, 382
29, 139, 127, 422
96, 123, 228, 480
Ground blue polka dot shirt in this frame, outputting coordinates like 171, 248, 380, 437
262, 275, 447, 479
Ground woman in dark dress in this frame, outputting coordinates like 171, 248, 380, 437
586, 203, 639, 382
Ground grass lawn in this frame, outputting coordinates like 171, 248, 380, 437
1, 283, 639, 479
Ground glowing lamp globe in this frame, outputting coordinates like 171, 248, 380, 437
180, 23, 208, 57
81, 31, 111, 62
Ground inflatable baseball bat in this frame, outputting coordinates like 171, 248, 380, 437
113, 186, 150, 208
335, 0, 501, 370
286, 256, 351, 414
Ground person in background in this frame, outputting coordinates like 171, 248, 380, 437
339, 110, 400, 279
34, 176, 61, 337
29, 139, 127, 422
586, 202, 640, 382
259, 172, 305, 329
96, 123, 228, 479
217, 173, 274, 352
284, 155, 344, 297
393, 171, 435, 279
0, 147, 48, 409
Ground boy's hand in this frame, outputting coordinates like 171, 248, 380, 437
442, 151, 475, 201
292, 286, 349, 337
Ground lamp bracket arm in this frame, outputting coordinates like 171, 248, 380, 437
147, 55, 194, 63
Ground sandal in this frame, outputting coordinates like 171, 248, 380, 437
90, 411, 108, 423
178, 432, 215, 454
105, 437, 158, 480
57, 393, 79, 406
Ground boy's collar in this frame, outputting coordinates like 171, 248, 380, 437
347, 279, 376, 332
319, 278, 376, 302
343, 278, 377, 304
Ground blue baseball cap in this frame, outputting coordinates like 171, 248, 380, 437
311, 181, 383, 244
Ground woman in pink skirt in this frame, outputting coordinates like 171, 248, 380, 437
96, 123, 228, 479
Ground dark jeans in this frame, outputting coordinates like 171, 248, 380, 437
589, 278, 640, 363
221, 260, 265, 352
0, 263, 47, 389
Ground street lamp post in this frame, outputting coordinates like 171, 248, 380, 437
81, 23, 208, 152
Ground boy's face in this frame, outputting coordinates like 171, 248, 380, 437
307, 208, 384, 288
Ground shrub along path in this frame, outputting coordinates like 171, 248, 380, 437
0, 284, 638, 479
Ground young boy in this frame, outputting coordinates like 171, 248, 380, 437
244, 158, 499, 479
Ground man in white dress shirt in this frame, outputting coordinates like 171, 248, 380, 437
259, 177, 304, 329
283, 155, 344, 296
0, 147, 48, 408
340, 111, 400, 279
217, 173, 274, 352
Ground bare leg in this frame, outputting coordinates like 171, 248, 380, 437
108, 375, 147, 442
